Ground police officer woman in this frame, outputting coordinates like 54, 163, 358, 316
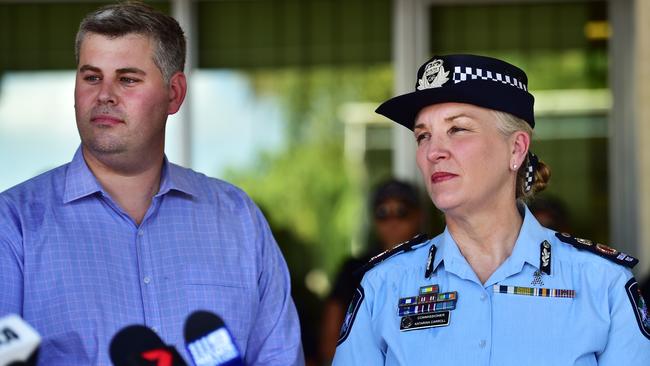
332, 54, 650, 365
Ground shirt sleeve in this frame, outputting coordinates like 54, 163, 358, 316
597, 269, 650, 364
244, 204, 304, 366
0, 195, 24, 315
332, 275, 384, 365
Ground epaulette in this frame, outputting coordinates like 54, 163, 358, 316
354, 234, 431, 277
555, 232, 638, 268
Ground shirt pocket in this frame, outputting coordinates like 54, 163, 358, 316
180, 274, 257, 349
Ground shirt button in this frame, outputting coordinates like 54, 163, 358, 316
138, 230, 144, 236
151, 326, 158, 333
479, 339, 487, 348
143, 276, 151, 284
480, 293, 487, 301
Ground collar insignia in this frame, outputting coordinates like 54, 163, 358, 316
424, 244, 437, 279
540, 240, 551, 276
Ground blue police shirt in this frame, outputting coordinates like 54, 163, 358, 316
333, 205, 650, 365
0, 147, 304, 366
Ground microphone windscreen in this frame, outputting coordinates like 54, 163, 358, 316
109, 324, 186, 366
183, 311, 224, 344
0, 314, 41, 366
183, 311, 244, 366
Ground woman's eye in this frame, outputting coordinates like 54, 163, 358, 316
415, 133, 429, 145
449, 126, 466, 134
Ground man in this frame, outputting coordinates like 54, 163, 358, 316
319, 179, 424, 362
0, 2, 303, 365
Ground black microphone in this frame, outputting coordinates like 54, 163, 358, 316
183, 311, 245, 366
109, 325, 187, 366
0, 314, 40, 366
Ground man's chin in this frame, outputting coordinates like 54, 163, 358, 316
82, 140, 127, 156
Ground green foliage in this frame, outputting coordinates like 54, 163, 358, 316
225, 65, 393, 276
226, 141, 362, 275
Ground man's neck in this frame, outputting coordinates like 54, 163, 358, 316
82, 147, 164, 226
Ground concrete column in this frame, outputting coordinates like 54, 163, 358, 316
610, 0, 650, 277
391, 0, 429, 184
171, 0, 196, 167
633, 0, 650, 277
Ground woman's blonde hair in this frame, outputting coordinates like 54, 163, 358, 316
492, 111, 551, 201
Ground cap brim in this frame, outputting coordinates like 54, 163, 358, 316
376, 80, 535, 130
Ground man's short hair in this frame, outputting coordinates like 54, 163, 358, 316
75, 1, 186, 83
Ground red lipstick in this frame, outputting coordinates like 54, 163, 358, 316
430, 172, 457, 184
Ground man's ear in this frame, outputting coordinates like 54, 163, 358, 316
167, 71, 187, 115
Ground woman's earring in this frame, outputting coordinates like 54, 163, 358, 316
513, 164, 518, 170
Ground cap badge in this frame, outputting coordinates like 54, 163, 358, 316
417, 59, 449, 90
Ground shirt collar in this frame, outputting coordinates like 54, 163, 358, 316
432, 227, 474, 281
156, 159, 199, 198
63, 147, 198, 203
63, 147, 103, 203
508, 204, 548, 272
431, 204, 549, 281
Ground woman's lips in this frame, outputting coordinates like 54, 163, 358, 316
430, 172, 457, 184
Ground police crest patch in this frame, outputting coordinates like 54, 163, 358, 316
625, 278, 650, 340
337, 286, 365, 345
417, 59, 449, 90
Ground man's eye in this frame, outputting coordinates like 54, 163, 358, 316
84, 75, 100, 82
120, 77, 138, 84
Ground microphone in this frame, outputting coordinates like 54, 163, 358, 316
0, 314, 40, 366
109, 325, 187, 366
183, 311, 245, 366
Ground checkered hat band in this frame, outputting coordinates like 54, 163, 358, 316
453, 66, 527, 92
525, 165, 534, 192
524, 152, 539, 193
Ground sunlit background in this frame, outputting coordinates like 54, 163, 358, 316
2, 0, 650, 364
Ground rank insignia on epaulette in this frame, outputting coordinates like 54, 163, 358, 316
555, 232, 639, 268
354, 234, 430, 277
397, 284, 457, 331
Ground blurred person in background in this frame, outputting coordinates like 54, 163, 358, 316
319, 179, 423, 363
0, 2, 303, 365
529, 195, 571, 233
333, 54, 650, 364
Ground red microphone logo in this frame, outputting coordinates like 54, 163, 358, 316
141, 348, 173, 366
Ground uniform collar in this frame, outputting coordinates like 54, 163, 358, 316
63, 146, 198, 204
431, 204, 549, 285
492, 204, 548, 282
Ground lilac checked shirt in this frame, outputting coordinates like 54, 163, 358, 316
0, 148, 304, 365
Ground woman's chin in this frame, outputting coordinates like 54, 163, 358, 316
430, 194, 461, 213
